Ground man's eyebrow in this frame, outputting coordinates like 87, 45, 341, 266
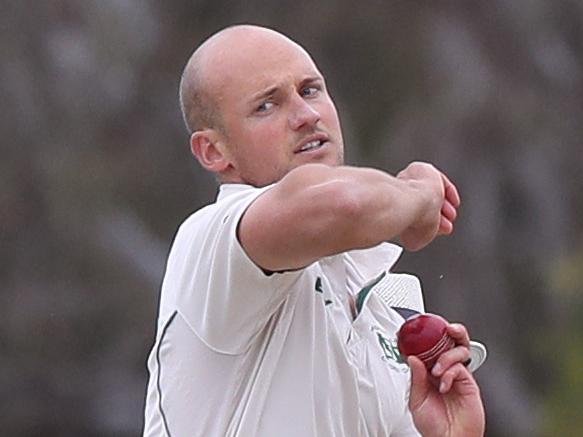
300, 75, 324, 86
250, 83, 283, 103
249, 76, 325, 103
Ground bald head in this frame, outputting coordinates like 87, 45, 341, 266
180, 24, 344, 185
179, 25, 314, 135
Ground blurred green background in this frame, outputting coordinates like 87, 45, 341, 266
2, 1, 583, 436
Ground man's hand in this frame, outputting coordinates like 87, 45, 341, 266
397, 162, 461, 251
407, 323, 486, 437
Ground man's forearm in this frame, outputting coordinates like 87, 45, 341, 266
238, 162, 449, 271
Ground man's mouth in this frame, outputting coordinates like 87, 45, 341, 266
299, 140, 324, 152
296, 136, 328, 153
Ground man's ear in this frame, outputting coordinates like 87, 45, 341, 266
190, 129, 231, 173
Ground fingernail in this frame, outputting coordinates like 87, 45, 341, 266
440, 381, 446, 393
432, 363, 442, 375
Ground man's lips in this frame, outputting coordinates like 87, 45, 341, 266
294, 134, 329, 153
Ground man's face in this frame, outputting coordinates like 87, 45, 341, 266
207, 31, 345, 187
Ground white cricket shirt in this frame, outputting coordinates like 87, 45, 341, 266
143, 183, 425, 436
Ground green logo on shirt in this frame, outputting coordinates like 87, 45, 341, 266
376, 331, 405, 365
315, 277, 333, 306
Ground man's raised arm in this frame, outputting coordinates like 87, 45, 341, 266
238, 161, 460, 272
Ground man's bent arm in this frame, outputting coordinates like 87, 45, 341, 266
238, 162, 457, 272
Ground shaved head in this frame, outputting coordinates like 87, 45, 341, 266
179, 25, 310, 135
180, 24, 344, 186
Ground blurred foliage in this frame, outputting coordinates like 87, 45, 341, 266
542, 324, 583, 436
2, 0, 583, 436
551, 246, 583, 298
543, 247, 583, 435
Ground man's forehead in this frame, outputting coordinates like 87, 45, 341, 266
200, 28, 321, 92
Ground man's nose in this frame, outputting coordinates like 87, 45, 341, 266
288, 95, 320, 130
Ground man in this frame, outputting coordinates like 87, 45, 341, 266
144, 24, 485, 436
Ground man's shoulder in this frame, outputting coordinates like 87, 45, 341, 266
175, 184, 269, 238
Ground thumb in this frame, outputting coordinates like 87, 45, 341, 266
408, 355, 430, 411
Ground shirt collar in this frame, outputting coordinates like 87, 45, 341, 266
216, 183, 255, 201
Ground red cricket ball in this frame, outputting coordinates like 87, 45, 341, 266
397, 313, 455, 370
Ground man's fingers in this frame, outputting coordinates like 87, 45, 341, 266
432, 345, 471, 378
431, 322, 472, 379
441, 200, 457, 222
438, 362, 467, 393
438, 216, 453, 235
437, 363, 479, 395
447, 323, 471, 347
441, 173, 461, 208
439, 197, 458, 236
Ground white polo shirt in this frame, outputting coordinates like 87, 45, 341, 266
143, 184, 425, 437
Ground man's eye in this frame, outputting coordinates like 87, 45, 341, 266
257, 101, 275, 112
301, 86, 319, 97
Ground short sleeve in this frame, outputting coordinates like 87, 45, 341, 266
160, 186, 303, 354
